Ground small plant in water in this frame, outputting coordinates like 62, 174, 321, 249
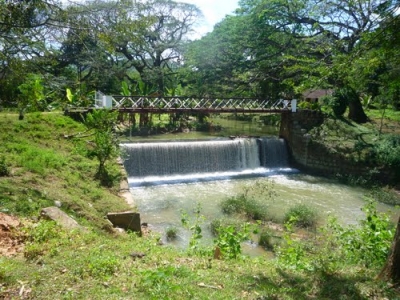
258, 229, 276, 250
181, 203, 205, 254
165, 226, 178, 240
214, 222, 258, 259
220, 180, 276, 221
284, 203, 318, 228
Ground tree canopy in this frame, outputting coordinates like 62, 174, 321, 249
0, 0, 399, 120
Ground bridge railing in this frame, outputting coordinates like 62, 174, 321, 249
106, 95, 296, 112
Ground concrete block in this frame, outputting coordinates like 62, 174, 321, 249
107, 211, 141, 233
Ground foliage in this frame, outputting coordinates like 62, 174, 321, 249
139, 266, 185, 298
165, 226, 178, 240
220, 180, 276, 221
297, 101, 320, 111
276, 217, 314, 271
66, 86, 94, 108
368, 186, 400, 206
284, 203, 318, 228
84, 109, 120, 181
214, 223, 255, 259
180, 203, 206, 254
17, 74, 48, 112
327, 201, 394, 267
0, 112, 131, 227
329, 89, 349, 117
277, 201, 395, 272
372, 134, 400, 168
0, 156, 10, 177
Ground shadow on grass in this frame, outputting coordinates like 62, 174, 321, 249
242, 268, 373, 300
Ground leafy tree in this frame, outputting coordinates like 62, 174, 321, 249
238, 0, 399, 121
84, 109, 119, 181
97, 0, 201, 93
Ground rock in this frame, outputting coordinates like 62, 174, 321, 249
40, 207, 85, 231
106, 211, 141, 233
54, 200, 62, 208
130, 252, 146, 260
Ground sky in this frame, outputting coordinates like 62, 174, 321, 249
183, 0, 239, 38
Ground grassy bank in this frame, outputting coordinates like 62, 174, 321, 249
0, 112, 132, 229
0, 112, 399, 299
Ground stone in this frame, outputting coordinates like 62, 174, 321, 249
40, 207, 85, 231
107, 211, 141, 233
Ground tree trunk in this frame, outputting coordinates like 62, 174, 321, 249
379, 216, 400, 283
348, 98, 368, 123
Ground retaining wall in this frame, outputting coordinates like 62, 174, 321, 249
279, 110, 369, 177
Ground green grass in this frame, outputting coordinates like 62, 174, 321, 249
0, 112, 132, 227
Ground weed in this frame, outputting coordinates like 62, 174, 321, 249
26, 220, 60, 243
166, 226, 178, 240
276, 218, 314, 271
181, 203, 206, 254
368, 186, 400, 205
327, 200, 394, 267
214, 222, 258, 259
284, 203, 318, 228
221, 180, 276, 221
0, 156, 10, 176
139, 266, 186, 298
258, 229, 275, 250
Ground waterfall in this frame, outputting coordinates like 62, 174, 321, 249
257, 138, 289, 168
121, 138, 290, 183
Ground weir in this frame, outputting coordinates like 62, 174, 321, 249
121, 137, 291, 185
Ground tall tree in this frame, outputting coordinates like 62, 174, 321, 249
233, 0, 397, 122
0, 0, 66, 105
97, 0, 202, 93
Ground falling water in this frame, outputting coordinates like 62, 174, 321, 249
121, 137, 294, 185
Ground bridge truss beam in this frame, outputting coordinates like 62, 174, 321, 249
103, 96, 294, 113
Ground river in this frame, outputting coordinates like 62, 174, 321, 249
123, 115, 397, 255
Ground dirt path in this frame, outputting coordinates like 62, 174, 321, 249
0, 212, 24, 257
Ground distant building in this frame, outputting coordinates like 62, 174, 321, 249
302, 89, 333, 103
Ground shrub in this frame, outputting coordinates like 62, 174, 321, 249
258, 229, 275, 250
166, 227, 178, 240
329, 89, 349, 117
373, 134, 400, 167
214, 223, 255, 259
0, 156, 10, 176
327, 201, 394, 267
220, 180, 276, 221
284, 203, 318, 228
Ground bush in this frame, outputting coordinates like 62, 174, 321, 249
373, 134, 400, 167
214, 223, 255, 259
298, 101, 320, 110
0, 156, 10, 176
220, 180, 276, 221
221, 194, 269, 220
328, 89, 349, 117
258, 229, 275, 250
284, 203, 318, 228
327, 201, 394, 267
166, 227, 178, 240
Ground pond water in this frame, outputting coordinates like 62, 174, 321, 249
124, 115, 278, 141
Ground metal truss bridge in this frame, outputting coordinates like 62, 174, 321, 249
94, 93, 297, 113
